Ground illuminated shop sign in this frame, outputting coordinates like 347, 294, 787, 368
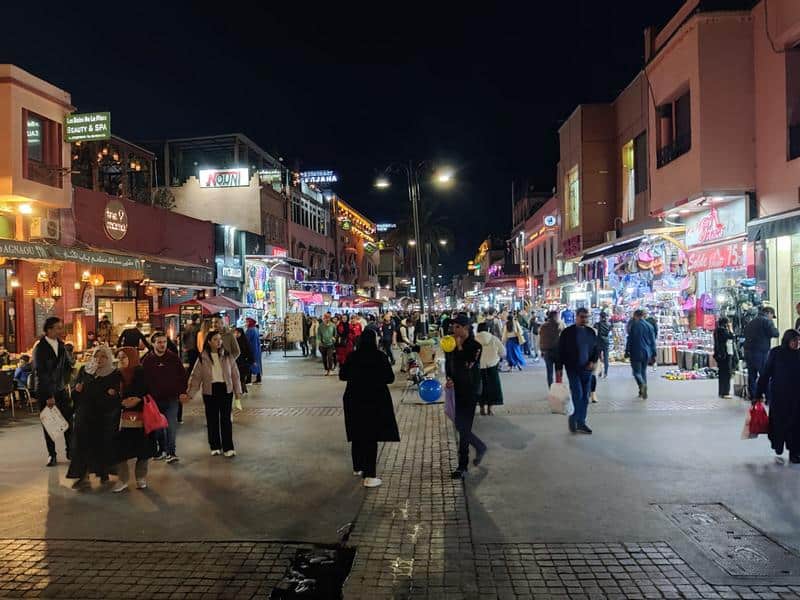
257, 169, 283, 183
199, 168, 249, 188
65, 112, 111, 142
300, 170, 338, 184
376, 223, 397, 232
103, 198, 128, 241
544, 215, 557, 227
684, 197, 746, 247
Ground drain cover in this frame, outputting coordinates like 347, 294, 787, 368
656, 503, 800, 577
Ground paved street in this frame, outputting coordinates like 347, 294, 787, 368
2, 353, 800, 599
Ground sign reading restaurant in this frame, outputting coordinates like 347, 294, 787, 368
64, 112, 111, 142
300, 170, 338, 184
198, 168, 249, 188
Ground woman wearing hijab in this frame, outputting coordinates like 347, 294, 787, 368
112, 347, 156, 492
475, 322, 506, 415
244, 318, 262, 384
66, 346, 122, 490
336, 314, 353, 366
233, 327, 253, 395
339, 328, 399, 488
756, 329, 800, 464
188, 330, 243, 457
502, 314, 526, 371
713, 317, 737, 399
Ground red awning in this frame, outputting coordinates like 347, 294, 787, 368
289, 290, 324, 304
206, 295, 249, 310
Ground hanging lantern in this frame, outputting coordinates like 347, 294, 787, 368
9, 277, 20, 288
81, 270, 91, 282
91, 273, 105, 287
73, 281, 81, 290
114, 283, 123, 292
37, 269, 49, 283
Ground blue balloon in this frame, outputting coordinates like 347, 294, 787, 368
418, 378, 442, 403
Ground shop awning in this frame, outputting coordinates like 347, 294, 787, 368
747, 209, 800, 242
288, 290, 324, 304
337, 295, 383, 308
152, 299, 222, 316
203, 295, 248, 311
579, 237, 643, 264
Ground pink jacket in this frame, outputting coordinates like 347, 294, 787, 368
187, 351, 242, 397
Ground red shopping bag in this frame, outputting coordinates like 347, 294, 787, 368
748, 401, 769, 436
142, 394, 168, 435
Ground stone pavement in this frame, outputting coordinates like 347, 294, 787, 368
1, 354, 800, 598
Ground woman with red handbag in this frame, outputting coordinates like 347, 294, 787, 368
112, 347, 157, 493
756, 329, 800, 464
188, 330, 242, 458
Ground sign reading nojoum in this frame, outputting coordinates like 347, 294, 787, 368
300, 170, 338, 184
199, 168, 249, 188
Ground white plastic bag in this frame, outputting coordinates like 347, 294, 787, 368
39, 405, 69, 440
547, 382, 574, 416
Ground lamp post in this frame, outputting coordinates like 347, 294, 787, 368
375, 163, 453, 336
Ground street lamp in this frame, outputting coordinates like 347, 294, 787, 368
374, 162, 454, 335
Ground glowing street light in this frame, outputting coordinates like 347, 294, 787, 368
435, 169, 454, 184
408, 239, 417, 246
439, 239, 448, 246
374, 176, 391, 189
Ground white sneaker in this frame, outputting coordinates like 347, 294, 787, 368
136, 479, 147, 489
776, 454, 786, 465
165, 455, 180, 464
353, 470, 363, 476
111, 481, 129, 493
224, 450, 236, 458
362, 477, 382, 488
211, 449, 222, 456
153, 452, 167, 461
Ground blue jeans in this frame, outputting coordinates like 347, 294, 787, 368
566, 369, 592, 428
156, 400, 179, 456
631, 360, 648, 388
543, 351, 557, 387
745, 351, 768, 401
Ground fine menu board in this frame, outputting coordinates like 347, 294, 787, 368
284, 312, 304, 343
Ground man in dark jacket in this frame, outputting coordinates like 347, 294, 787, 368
594, 311, 612, 378
142, 333, 188, 463
446, 314, 486, 479
538, 311, 563, 387
33, 317, 72, 466
557, 307, 599, 434
117, 322, 151, 351
743, 306, 779, 400
625, 310, 657, 399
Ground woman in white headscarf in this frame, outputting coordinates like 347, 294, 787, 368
66, 346, 122, 490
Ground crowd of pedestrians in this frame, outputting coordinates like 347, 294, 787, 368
29, 313, 249, 493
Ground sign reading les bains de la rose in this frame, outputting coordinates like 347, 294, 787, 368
65, 112, 111, 142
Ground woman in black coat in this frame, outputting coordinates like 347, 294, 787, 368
234, 328, 253, 394
66, 346, 122, 489
756, 329, 800, 464
713, 317, 737, 398
339, 328, 399, 488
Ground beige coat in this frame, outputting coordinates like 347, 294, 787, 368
187, 351, 242, 397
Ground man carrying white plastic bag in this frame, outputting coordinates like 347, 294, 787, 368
547, 379, 574, 416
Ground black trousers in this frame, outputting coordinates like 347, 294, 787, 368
718, 356, 732, 396
237, 364, 249, 394
351, 440, 378, 478
321, 345, 335, 371
300, 340, 309, 356
40, 390, 72, 458
203, 383, 234, 452
455, 401, 486, 471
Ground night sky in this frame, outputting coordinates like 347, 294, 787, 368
3, 2, 684, 274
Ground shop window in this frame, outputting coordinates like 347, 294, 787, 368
787, 46, 800, 160
22, 109, 62, 188
656, 91, 691, 168
621, 141, 635, 223
565, 166, 579, 230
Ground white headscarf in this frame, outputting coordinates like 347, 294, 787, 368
84, 345, 116, 378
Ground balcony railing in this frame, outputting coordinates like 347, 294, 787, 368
656, 133, 691, 168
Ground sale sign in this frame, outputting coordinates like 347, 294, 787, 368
687, 243, 744, 273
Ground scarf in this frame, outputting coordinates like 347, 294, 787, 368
117, 346, 140, 386
85, 345, 116, 378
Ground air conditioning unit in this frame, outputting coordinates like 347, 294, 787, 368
30, 217, 60, 240
604, 230, 618, 243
